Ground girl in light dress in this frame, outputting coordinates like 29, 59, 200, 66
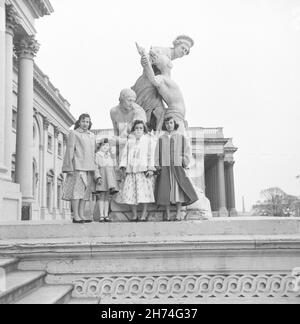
117, 120, 155, 222
62, 114, 96, 224
94, 138, 119, 222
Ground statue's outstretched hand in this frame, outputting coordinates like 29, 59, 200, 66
136, 42, 149, 67
135, 42, 145, 56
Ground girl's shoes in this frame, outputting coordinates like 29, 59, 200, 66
109, 188, 118, 195
73, 219, 85, 224
99, 217, 112, 223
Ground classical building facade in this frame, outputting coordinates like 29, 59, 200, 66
0, 0, 75, 222
94, 127, 238, 217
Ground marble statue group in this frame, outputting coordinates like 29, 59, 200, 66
62, 35, 212, 223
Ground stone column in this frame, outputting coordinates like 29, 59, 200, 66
0, 0, 7, 180
212, 162, 218, 212
41, 116, 49, 220
4, 5, 18, 181
217, 154, 229, 217
15, 36, 40, 212
52, 126, 59, 219
62, 133, 71, 220
227, 161, 238, 217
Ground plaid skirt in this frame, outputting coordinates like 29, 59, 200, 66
62, 171, 93, 201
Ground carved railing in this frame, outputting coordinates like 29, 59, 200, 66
93, 128, 224, 139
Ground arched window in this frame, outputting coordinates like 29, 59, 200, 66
57, 173, 64, 212
11, 154, 16, 183
47, 169, 55, 211
32, 159, 39, 200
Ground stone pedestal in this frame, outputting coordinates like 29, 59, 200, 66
0, 181, 22, 222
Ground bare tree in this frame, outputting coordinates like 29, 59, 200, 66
259, 187, 289, 216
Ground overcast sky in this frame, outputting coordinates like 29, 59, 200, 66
35, 0, 300, 211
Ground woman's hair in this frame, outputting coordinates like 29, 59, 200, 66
97, 138, 109, 151
74, 114, 93, 130
131, 120, 148, 134
162, 117, 180, 131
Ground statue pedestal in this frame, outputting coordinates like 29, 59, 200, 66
0, 180, 22, 222
92, 185, 213, 222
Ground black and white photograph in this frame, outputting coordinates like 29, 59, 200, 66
0, 0, 300, 306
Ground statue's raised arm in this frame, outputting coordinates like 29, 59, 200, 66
132, 36, 194, 132
136, 43, 163, 89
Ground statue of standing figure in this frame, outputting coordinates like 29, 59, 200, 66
132, 35, 194, 131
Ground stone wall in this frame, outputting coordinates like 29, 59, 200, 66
0, 218, 299, 304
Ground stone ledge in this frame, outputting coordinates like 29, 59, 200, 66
0, 218, 299, 241
0, 218, 298, 304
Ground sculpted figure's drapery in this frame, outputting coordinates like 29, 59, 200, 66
132, 35, 194, 131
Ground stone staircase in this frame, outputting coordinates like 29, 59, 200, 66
0, 258, 75, 304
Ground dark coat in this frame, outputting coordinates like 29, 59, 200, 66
155, 132, 198, 206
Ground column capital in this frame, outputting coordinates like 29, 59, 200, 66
5, 4, 19, 35
226, 160, 235, 167
14, 36, 40, 60
217, 154, 225, 160
43, 116, 50, 131
54, 126, 60, 139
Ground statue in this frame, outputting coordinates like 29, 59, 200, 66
136, 44, 188, 133
132, 35, 194, 131
106, 38, 212, 222
110, 88, 147, 142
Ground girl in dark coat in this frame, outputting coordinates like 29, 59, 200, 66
155, 117, 198, 221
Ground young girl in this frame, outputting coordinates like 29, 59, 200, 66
117, 120, 155, 221
62, 114, 96, 224
155, 117, 198, 221
94, 138, 119, 222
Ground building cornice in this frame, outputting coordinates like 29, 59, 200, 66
33, 72, 75, 127
7, 0, 53, 36
13, 60, 75, 128
26, 0, 53, 18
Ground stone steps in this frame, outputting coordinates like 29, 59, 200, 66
0, 258, 18, 273
0, 258, 74, 304
0, 270, 45, 304
16, 285, 73, 304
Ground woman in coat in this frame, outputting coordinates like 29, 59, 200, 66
155, 117, 198, 221
62, 114, 96, 223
